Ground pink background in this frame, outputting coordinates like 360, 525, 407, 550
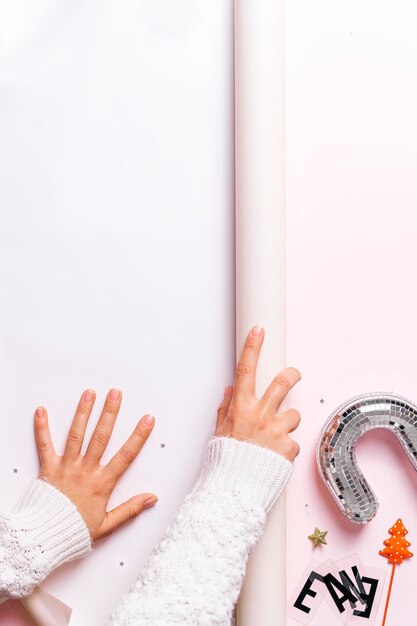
285, 0, 417, 623
0, 601, 36, 625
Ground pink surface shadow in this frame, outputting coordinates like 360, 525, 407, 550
0, 599, 37, 625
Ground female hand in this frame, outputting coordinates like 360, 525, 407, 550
215, 325, 302, 461
34, 388, 158, 542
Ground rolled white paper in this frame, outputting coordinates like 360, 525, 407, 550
234, 1, 287, 625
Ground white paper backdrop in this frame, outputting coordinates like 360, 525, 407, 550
0, 1, 235, 624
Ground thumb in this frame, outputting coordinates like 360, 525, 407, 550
215, 385, 233, 431
96, 493, 158, 540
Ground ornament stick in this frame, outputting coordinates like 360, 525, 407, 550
381, 564, 396, 626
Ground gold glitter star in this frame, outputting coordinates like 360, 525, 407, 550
308, 527, 328, 548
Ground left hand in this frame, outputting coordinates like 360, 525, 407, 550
34, 387, 158, 542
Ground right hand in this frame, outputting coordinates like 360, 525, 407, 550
215, 325, 302, 461
34, 388, 158, 542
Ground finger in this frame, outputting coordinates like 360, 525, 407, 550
279, 408, 301, 433
34, 406, 56, 466
85, 388, 122, 464
215, 386, 233, 430
104, 414, 155, 485
63, 389, 96, 460
260, 367, 302, 412
285, 437, 300, 461
96, 493, 158, 540
233, 325, 264, 400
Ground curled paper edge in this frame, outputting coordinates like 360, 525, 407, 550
234, 0, 287, 623
20, 586, 72, 626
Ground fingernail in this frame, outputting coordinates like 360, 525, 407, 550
144, 496, 158, 507
110, 388, 121, 401
143, 414, 154, 426
36, 407, 44, 418
224, 386, 228, 398
84, 389, 95, 402
252, 325, 263, 336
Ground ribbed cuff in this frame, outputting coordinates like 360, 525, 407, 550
9, 479, 92, 569
191, 436, 293, 513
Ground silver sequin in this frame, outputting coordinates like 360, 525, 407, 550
316, 392, 417, 524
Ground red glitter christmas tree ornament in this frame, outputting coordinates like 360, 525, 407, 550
379, 518, 413, 626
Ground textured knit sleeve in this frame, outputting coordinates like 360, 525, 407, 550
106, 435, 293, 626
0, 478, 92, 602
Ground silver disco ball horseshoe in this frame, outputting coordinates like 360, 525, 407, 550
317, 391, 417, 524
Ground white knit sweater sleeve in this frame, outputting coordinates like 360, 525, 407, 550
106, 435, 293, 626
0, 478, 92, 602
